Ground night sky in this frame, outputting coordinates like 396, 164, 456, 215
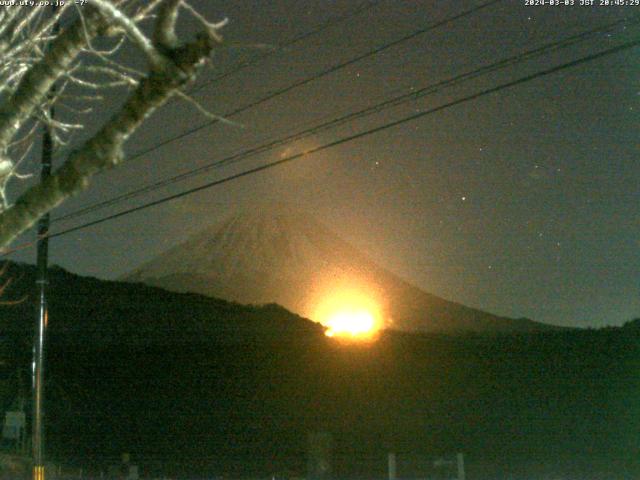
7, 0, 640, 328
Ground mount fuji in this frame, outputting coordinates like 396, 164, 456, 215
125, 205, 555, 334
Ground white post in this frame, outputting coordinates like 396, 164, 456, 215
456, 453, 465, 480
388, 452, 397, 480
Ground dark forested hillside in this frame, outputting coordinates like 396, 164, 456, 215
0, 262, 637, 479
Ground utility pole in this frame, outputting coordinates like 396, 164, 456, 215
33, 7, 58, 480
33, 100, 53, 480
387, 452, 397, 480
456, 452, 465, 480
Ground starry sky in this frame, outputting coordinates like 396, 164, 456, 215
6, 0, 640, 328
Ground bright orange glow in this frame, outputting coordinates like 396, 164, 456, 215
325, 309, 377, 339
311, 287, 383, 341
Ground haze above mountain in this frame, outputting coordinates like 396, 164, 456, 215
125, 205, 556, 334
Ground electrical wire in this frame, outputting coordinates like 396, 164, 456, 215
188, 0, 382, 96
35, 38, 639, 244
53, 15, 638, 224
103, 0, 504, 172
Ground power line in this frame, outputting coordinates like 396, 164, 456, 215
37, 38, 638, 243
136, 1, 381, 136
108, 0, 504, 171
54, 16, 638, 223
0, 37, 636, 259
188, 0, 382, 95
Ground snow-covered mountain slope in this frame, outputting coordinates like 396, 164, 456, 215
125, 206, 556, 334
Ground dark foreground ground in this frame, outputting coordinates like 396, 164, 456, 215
0, 263, 637, 479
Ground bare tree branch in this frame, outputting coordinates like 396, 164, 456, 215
0, 21, 222, 248
0, 262, 27, 305
153, 0, 181, 50
0, 1, 228, 249
90, 0, 167, 68
0, 7, 104, 152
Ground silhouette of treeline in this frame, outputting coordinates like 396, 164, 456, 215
0, 262, 637, 479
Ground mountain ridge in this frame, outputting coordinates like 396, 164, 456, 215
126, 207, 560, 334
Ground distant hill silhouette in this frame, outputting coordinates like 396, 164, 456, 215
0, 262, 636, 479
125, 206, 557, 334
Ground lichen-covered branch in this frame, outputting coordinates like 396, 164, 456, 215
90, 0, 167, 68
0, 1, 165, 205
0, 16, 221, 249
0, 7, 104, 152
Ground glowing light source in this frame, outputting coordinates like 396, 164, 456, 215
310, 285, 383, 341
324, 309, 377, 339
